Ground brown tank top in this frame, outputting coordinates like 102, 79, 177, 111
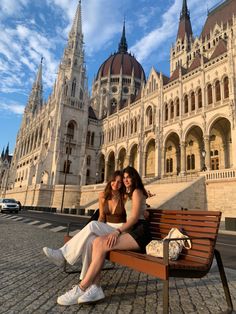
103, 197, 126, 223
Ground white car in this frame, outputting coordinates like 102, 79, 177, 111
0, 198, 19, 214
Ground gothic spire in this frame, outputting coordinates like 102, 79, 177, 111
70, 0, 83, 39
180, 0, 189, 20
118, 20, 128, 53
27, 59, 43, 113
1, 147, 5, 160
4, 143, 9, 159
176, 0, 193, 42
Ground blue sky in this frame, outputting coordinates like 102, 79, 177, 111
0, 0, 220, 154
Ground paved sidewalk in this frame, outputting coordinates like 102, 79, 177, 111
0, 217, 235, 314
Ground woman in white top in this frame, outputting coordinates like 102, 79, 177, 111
57, 166, 151, 306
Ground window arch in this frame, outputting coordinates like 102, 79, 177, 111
87, 155, 91, 166
184, 95, 188, 113
215, 80, 221, 102
134, 117, 137, 133
130, 119, 133, 134
170, 101, 174, 119
146, 106, 153, 125
67, 121, 75, 139
223, 76, 229, 98
165, 103, 168, 121
176, 98, 180, 116
71, 79, 76, 97
207, 84, 213, 104
91, 132, 95, 146
191, 91, 195, 111
197, 88, 202, 108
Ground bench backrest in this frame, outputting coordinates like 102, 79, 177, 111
147, 209, 221, 269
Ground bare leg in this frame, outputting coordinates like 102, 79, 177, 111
80, 233, 140, 289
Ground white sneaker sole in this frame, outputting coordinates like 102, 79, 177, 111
57, 298, 78, 306
78, 294, 105, 304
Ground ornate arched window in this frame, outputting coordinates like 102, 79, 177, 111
184, 95, 188, 113
215, 80, 221, 102
176, 98, 180, 116
223, 76, 229, 98
198, 88, 202, 108
87, 155, 91, 166
165, 104, 168, 121
67, 121, 75, 139
191, 91, 195, 111
146, 106, 153, 125
134, 117, 137, 133
207, 84, 213, 104
170, 101, 174, 119
71, 79, 76, 97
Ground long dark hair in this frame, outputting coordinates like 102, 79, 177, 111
103, 170, 125, 200
123, 166, 148, 198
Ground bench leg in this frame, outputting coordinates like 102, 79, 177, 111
163, 279, 169, 314
214, 249, 233, 311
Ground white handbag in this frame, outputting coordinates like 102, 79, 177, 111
146, 228, 191, 261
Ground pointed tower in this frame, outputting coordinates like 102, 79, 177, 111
1, 147, 5, 160
26, 58, 43, 114
50, 0, 89, 187
170, 0, 194, 74
176, 0, 193, 43
4, 144, 9, 159
118, 20, 128, 53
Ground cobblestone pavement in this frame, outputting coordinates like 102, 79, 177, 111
0, 216, 235, 314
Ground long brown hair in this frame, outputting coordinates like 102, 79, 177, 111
123, 166, 148, 198
103, 170, 125, 200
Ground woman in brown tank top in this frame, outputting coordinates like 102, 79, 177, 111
98, 170, 126, 226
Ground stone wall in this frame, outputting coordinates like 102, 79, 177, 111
206, 180, 236, 219
158, 176, 207, 211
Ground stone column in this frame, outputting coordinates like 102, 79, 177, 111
204, 136, 211, 170
104, 161, 108, 183
161, 145, 166, 177
180, 141, 186, 174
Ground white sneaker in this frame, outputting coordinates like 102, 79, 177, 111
78, 284, 105, 304
42, 247, 65, 267
57, 285, 85, 306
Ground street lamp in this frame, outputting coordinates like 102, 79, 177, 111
201, 149, 207, 171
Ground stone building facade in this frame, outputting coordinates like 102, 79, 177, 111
1, 0, 236, 211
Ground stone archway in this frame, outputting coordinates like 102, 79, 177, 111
185, 126, 204, 172
209, 118, 231, 170
107, 151, 115, 180
130, 144, 138, 170
117, 148, 126, 170
164, 133, 180, 175
145, 139, 155, 177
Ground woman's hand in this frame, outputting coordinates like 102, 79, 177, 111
106, 231, 120, 248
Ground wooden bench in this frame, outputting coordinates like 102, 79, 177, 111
64, 209, 234, 314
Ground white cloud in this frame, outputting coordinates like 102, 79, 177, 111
130, 0, 180, 62
0, 102, 25, 115
0, 0, 29, 20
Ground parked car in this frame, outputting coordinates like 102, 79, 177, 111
0, 198, 19, 214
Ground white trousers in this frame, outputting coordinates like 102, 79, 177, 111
60, 220, 121, 280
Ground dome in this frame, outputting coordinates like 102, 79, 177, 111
96, 52, 145, 81
96, 22, 145, 81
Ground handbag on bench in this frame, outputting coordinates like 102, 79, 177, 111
146, 227, 191, 260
